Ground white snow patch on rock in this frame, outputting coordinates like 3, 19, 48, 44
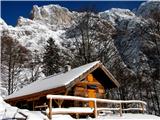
99, 8, 135, 25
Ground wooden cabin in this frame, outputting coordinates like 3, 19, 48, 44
5, 61, 120, 110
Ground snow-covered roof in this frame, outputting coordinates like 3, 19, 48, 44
5, 61, 119, 100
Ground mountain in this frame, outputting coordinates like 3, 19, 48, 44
30, 4, 75, 28
99, 8, 135, 25
1, 4, 79, 53
1, 17, 65, 53
1, 1, 160, 116
136, 1, 160, 19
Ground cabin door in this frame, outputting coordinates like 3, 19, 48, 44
88, 89, 96, 108
86, 74, 96, 108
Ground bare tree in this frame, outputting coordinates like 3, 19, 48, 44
63, 11, 116, 68
28, 50, 42, 82
1, 35, 30, 95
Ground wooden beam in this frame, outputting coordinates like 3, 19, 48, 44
54, 90, 69, 108
76, 113, 79, 119
76, 81, 102, 86
119, 103, 122, 116
141, 103, 145, 114
48, 98, 52, 120
27, 97, 39, 101
94, 100, 97, 118
35, 104, 48, 109
33, 101, 35, 111
99, 65, 120, 87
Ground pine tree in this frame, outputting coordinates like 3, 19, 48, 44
42, 38, 61, 76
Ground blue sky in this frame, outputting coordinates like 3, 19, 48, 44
1, 1, 143, 26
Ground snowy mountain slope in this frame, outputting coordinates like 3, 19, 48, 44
30, 4, 75, 28
136, 1, 160, 19
99, 8, 135, 25
99, 2, 160, 116
1, 2, 160, 53
0, 18, 7, 27
98, 1, 158, 74
99, 7, 146, 32
0, 3, 151, 53
98, 6, 152, 78
1, 16, 65, 52
1, 4, 79, 52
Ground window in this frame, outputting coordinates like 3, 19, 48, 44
87, 85, 97, 89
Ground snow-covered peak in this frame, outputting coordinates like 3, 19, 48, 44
17, 16, 35, 27
99, 8, 135, 25
0, 18, 7, 26
136, 1, 160, 18
29, 4, 74, 28
0, 18, 8, 31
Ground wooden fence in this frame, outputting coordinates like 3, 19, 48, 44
46, 95, 147, 120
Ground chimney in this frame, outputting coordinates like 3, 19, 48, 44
64, 65, 71, 72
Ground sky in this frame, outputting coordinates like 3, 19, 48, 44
1, 1, 144, 26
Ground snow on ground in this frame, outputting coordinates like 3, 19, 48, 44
91, 114, 160, 120
0, 96, 48, 120
52, 113, 160, 120
52, 115, 75, 120
1, 96, 160, 120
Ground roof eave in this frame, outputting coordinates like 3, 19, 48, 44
5, 86, 67, 102
66, 62, 101, 90
99, 64, 120, 88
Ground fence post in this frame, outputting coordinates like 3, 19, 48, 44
48, 98, 52, 120
119, 103, 122, 116
94, 99, 97, 118
141, 103, 144, 114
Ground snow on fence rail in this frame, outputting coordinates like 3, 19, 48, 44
46, 95, 147, 120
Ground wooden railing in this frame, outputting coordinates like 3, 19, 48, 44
46, 95, 147, 120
